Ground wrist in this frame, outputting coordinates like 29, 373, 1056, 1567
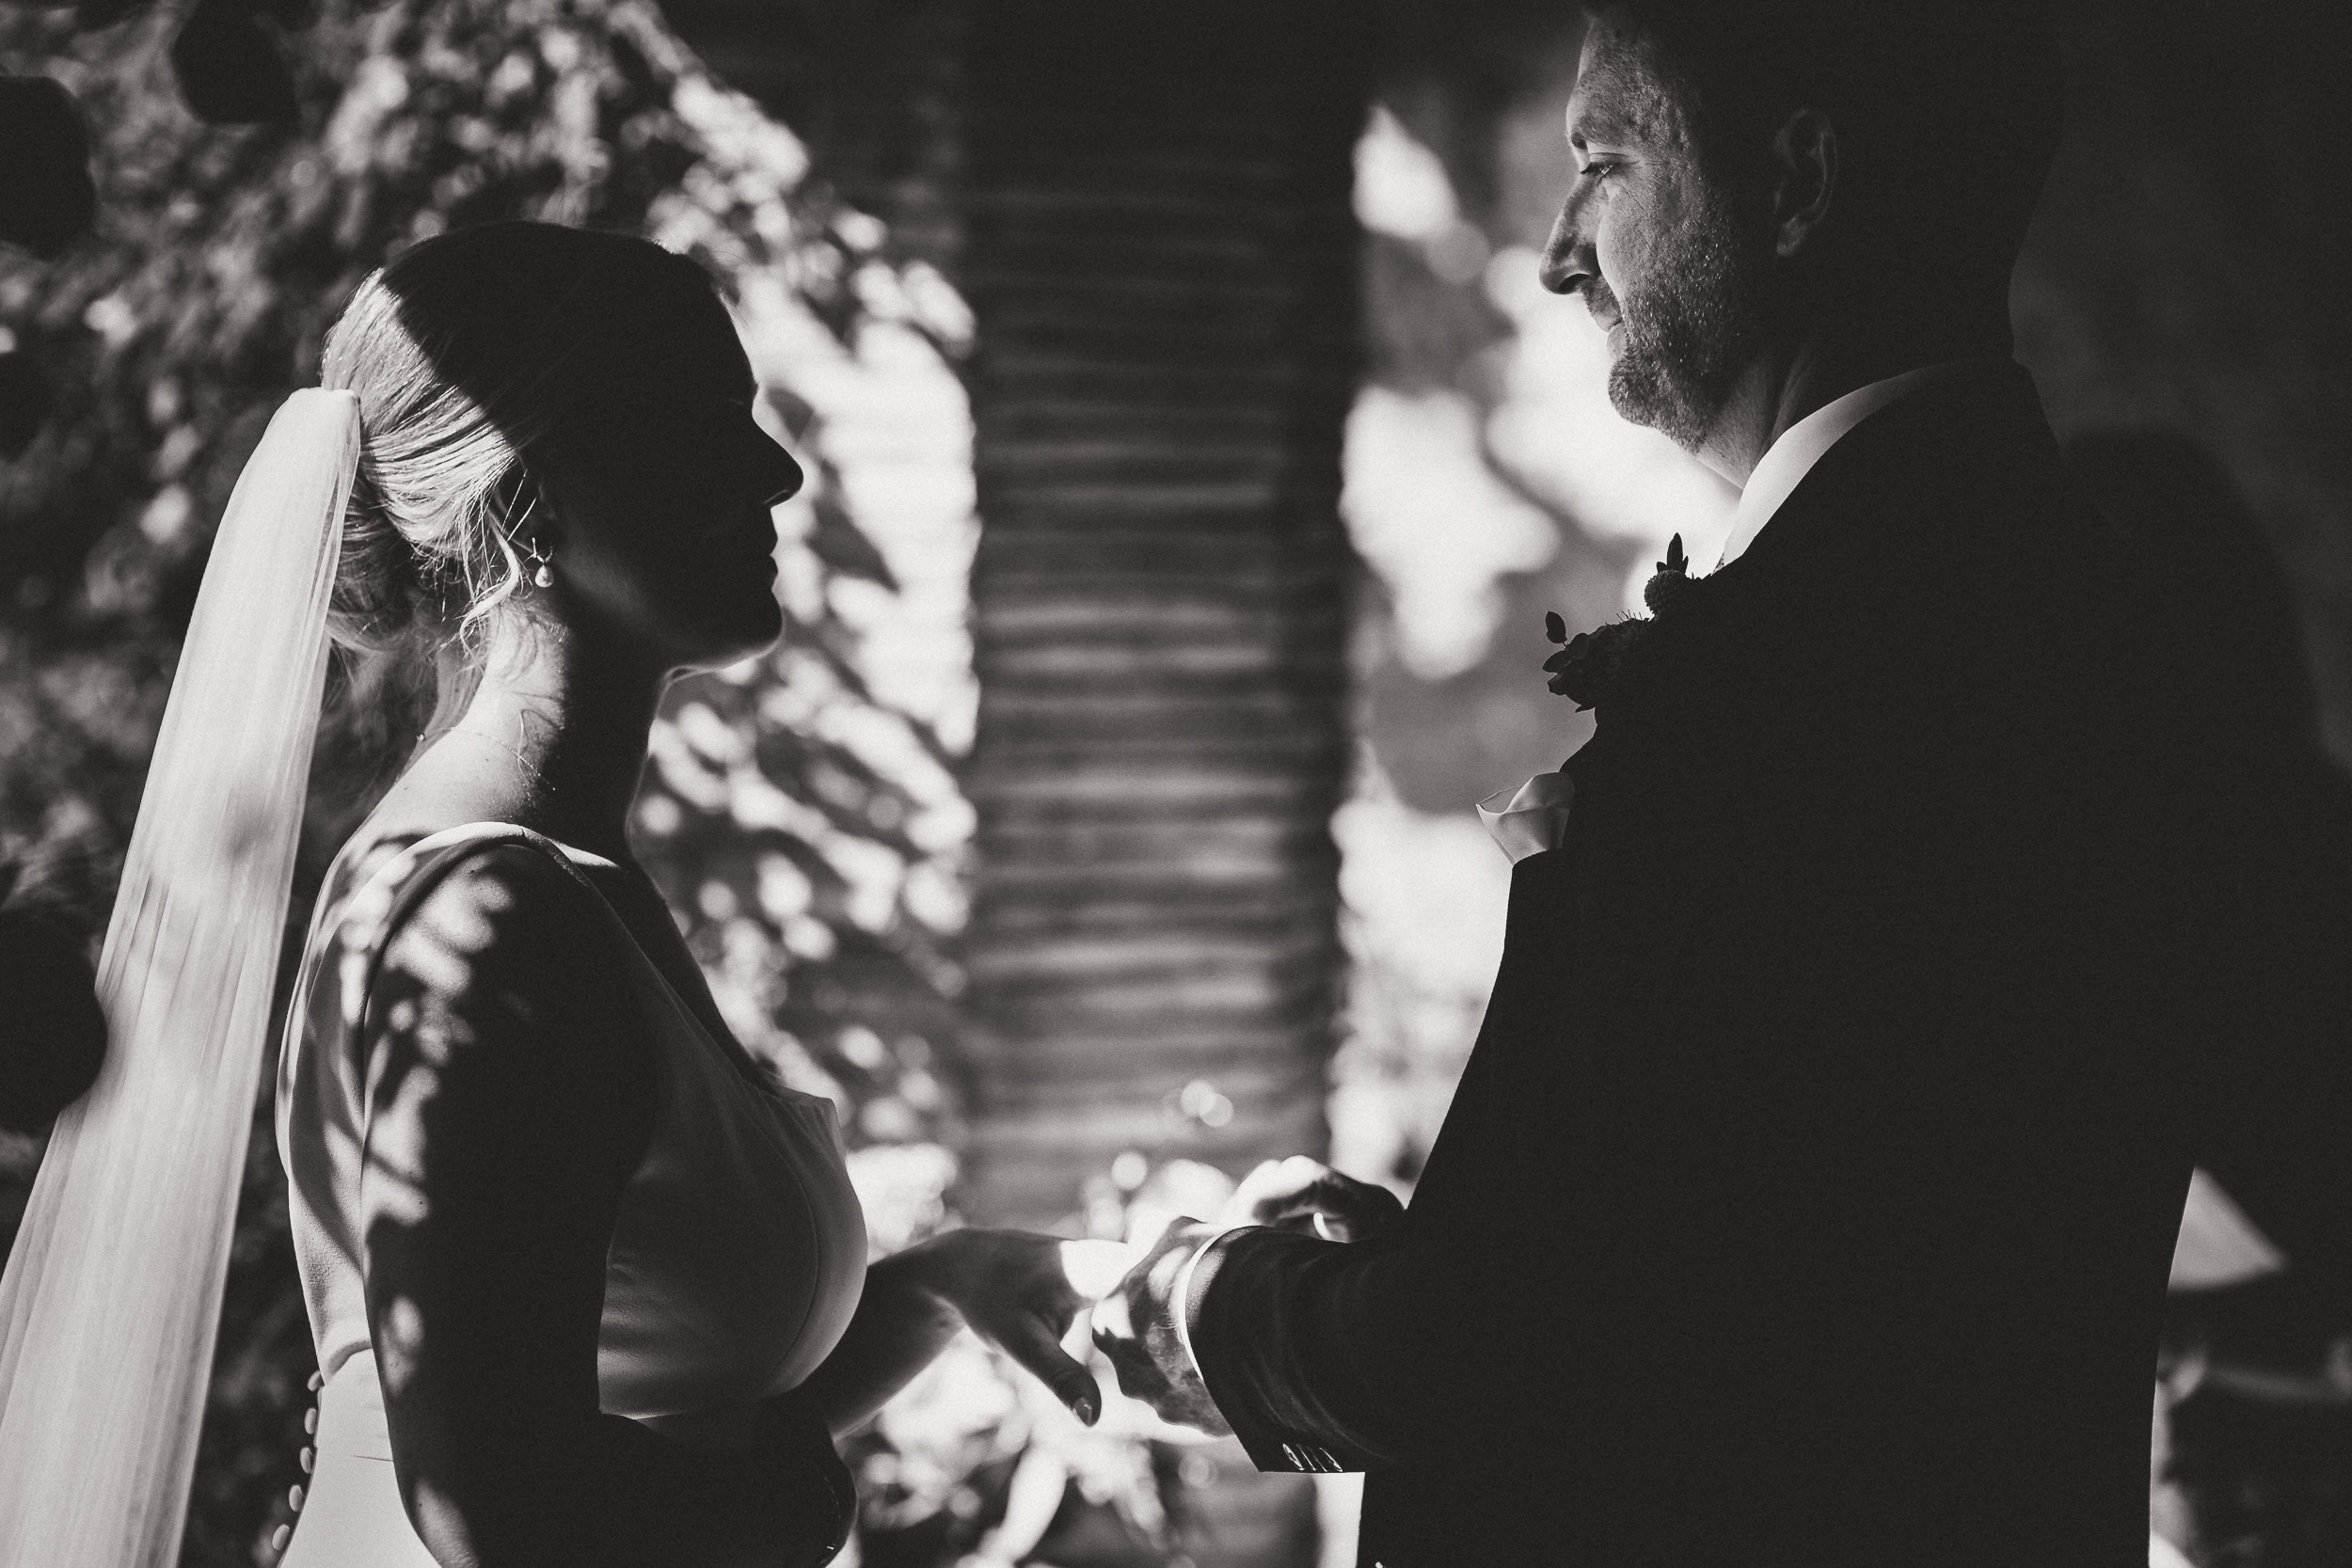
1166, 1224, 1246, 1370
873, 1234, 971, 1326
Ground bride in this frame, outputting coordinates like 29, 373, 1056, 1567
2, 218, 1119, 1568
272, 221, 1128, 1565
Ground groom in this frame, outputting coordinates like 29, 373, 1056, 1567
1096, 3, 2352, 1564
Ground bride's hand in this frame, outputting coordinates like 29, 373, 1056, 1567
906, 1229, 1139, 1427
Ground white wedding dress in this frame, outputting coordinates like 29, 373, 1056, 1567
274, 823, 866, 1565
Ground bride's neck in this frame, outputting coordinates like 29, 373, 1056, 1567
403, 610, 667, 862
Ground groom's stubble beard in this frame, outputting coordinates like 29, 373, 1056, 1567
1594, 180, 1774, 455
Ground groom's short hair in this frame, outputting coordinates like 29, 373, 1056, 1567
1585, 0, 2065, 295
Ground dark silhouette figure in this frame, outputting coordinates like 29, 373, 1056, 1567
0, 875, 105, 1136
2069, 426, 2352, 1568
0, 863, 107, 1275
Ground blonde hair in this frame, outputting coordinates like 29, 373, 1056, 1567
317, 221, 716, 724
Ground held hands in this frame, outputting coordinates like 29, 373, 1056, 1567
1089, 1218, 1232, 1434
1093, 1158, 1400, 1433
908, 1161, 1397, 1436
904, 1228, 1139, 1427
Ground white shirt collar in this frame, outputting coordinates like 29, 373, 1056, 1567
1714, 359, 1989, 569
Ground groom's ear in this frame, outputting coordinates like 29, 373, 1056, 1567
1769, 106, 1837, 260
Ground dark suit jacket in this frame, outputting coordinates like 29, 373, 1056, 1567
1184, 364, 2352, 1567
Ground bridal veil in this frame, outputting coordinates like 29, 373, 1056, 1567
0, 389, 360, 1564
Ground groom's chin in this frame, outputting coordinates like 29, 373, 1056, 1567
1607, 357, 1713, 455
1606, 356, 1673, 436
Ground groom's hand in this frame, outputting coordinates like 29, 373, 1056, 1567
1219, 1155, 1403, 1243
1091, 1217, 1233, 1435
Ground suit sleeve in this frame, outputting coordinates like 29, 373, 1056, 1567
1183, 848, 1583, 1474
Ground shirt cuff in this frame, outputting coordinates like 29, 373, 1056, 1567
1168, 1223, 1255, 1384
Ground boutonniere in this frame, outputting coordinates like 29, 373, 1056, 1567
1542, 533, 1708, 713
1486, 536, 1717, 861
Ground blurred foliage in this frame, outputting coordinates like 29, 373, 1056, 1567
0, 0, 980, 1560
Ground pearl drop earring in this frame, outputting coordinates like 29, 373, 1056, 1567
510, 478, 554, 591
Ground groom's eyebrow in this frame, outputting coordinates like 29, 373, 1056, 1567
1567, 95, 1640, 149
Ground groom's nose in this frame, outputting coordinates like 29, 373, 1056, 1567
1538, 203, 1594, 297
